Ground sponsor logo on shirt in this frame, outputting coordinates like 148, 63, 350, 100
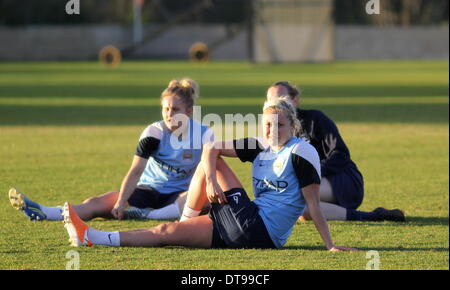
153, 158, 192, 177
252, 177, 288, 193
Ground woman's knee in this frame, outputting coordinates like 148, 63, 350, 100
319, 178, 336, 203
82, 196, 99, 205
154, 222, 171, 235
157, 218, 212, 247
154, 222, 181, 245
82, 191, 119, 209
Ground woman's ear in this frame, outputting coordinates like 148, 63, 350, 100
186, 106, 193, 117
293, 96, 300, 107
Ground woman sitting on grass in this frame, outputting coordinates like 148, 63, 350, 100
9, 78, 213, 222
62, 99, 357, 251
267, 81, 405, 222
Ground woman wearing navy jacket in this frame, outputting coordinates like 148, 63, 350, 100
267, 81, 405, 222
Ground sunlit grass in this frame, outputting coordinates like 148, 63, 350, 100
0, 60, 448, 270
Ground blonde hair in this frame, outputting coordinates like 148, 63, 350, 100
263, 98, 301, 137
161, 78, 199, 107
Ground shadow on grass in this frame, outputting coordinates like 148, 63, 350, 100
0, 250, 30, 254
405, 216, 449, 226
0, 84, 447, 99
345, 216, 449, 227
172, 245, 449, 252
283, 245, 449, 252
0, 103, 448, 126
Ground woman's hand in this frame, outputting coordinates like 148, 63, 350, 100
328, 245, 359, 252
113, 155, 147, 220
302, 184, 359, 252
111, 201, 126, 220
206, 177, 227, 204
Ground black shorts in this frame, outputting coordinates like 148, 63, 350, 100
327, 164, 364, 210
127, 187, 181, 209
209, 188, 276, 249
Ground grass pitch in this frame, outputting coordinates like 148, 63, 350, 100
0, 60, 448, 270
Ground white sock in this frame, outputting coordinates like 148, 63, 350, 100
40, 206, 63, 221
146, 203, 180, 220
180, 206, 200, 222
87, 228, 120, 247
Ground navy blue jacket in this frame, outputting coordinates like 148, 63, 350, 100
296, 108, 360, 178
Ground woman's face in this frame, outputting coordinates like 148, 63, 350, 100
161, 95, 192, 132
262, 108, 293, 150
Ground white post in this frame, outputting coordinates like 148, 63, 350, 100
133, 0, 144, 44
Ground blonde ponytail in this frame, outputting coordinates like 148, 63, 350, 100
161, 78, 199, 107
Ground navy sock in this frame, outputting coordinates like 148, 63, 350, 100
346, 209, 380, 221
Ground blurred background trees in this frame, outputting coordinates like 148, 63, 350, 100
0, 0, 448, 26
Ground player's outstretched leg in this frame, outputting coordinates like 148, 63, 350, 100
63, 201, 212, 248
8, 188, 62, 221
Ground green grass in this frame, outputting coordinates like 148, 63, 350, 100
0, 60, 448, 270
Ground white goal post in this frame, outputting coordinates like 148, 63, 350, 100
251, 0, 334, 63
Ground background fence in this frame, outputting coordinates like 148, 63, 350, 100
0, 0, 448, 61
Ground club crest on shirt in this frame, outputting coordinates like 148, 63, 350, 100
299, 133, 311, 143
272, 159, 284, 174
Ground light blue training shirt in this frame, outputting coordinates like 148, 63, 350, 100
135, 119, 213, 194
235, 136, 321, 248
